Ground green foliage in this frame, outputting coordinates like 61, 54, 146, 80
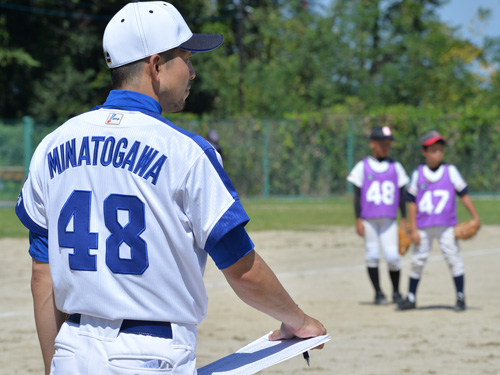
160, 103, 500, 196
0, 15, 39, 68
326, 0, 483, 109
363, 104, 500, 192
0, 180, 23, 201
0, 120, 24, 165
2, 0, 500, 118
2, 106, 500, 201
31, 62, 102, 121
2, 1, 500, 200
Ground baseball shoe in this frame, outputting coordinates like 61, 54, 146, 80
454, 297, 466, 312
397, 298, 416, 311
392, 292, 404, 305
374, 290, 387, 305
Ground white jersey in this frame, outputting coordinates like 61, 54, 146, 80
16, 90, 250, 325
406, 164, 467, 197
347, 156, 409, 188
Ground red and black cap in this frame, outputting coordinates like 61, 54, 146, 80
420, 130, 447, 147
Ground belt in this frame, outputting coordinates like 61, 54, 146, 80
68, 314, 173, 339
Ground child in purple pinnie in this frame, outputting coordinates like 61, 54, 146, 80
398, 130, 480, 311
347, 126, 409, 306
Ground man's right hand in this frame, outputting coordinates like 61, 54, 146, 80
268, 314, 327, 349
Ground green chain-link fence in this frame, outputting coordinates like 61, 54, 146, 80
1, 116, 499, 204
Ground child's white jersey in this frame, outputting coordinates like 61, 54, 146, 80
406, 163, 467, 197
347, 156, 409, 188
16, 91, 250, 325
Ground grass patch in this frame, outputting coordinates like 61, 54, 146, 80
242, 195, 500, 231
456, 197, 500, 225
1, 195, 498, 237
0, 207, 28, 238
242, 196, 353, 231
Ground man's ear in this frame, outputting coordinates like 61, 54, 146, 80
148, 54, 162, 81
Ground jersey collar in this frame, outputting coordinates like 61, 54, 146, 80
97, 90, 162, 114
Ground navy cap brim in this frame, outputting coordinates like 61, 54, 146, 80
179, 34, 224, 52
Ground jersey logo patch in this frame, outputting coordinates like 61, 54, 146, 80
106, 113, 124, 125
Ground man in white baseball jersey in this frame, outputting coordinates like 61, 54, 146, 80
398, 130, 480, 311
347, 126, 409, 305
16, 2, 326, 374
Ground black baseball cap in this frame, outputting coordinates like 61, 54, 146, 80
420, 130, 447, 147
370, 126, 394, 141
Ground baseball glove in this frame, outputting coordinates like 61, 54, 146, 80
398, 228, 411, 255
454, 220, 480, 240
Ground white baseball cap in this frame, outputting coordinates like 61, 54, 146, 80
103, 1, 224, 68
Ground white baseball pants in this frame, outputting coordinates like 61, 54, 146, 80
50, 315, 197, 375
409, 226, 464, 279
363, 218, 400, 271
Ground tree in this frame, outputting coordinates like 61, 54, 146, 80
0, 0, 227, 119
0, 0, 118, 119
0, 13, 40, 117
2, 0, 499, 120
325, 0, 483, 108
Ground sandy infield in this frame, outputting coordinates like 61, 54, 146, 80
1, 226, 499, 374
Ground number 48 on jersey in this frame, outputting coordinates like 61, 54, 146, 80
365, 180, 396, 205
58, 190, 149, 275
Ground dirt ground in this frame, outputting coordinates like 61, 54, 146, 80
1, 226, 499, 374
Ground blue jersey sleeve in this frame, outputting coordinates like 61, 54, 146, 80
29, 231, 49, 263
208, 224, 254, 270
16, 192, 48, 236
